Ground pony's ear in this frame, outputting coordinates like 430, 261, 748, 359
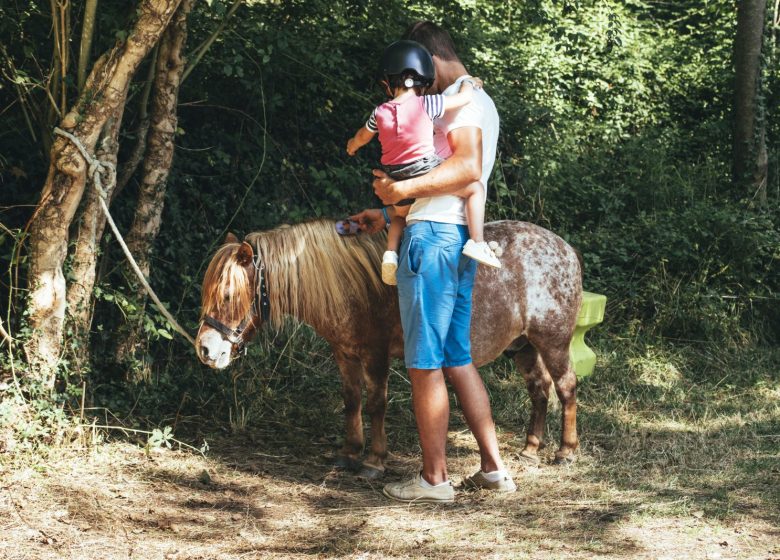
236, 241, 254, 267
225, 232, 239, 244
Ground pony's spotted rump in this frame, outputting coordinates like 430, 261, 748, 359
196, 219, 583, 476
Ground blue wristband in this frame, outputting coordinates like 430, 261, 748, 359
380, 207, 390, 226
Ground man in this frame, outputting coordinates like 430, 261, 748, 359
351, 21, 515, 502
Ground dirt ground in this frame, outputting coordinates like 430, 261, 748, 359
1, 427, 778, 560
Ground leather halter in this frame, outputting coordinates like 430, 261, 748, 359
202, 248, 270, 356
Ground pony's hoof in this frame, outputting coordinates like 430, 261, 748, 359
356, 465, 385, 481
517, 451, 541, 467
334, 455, 361, 472
553, 453, 577, 466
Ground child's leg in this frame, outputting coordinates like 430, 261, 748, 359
381, 205, 410, 286
387, 204, 410, 252
386, 216, 406, 253
457, 181, 502, 268
456, 181, 485, 242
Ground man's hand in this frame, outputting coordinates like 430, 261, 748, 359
372, 169, 405, 205
348, 208, 386, 234
346, 137, 359, 156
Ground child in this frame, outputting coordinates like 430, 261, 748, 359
346, 40, 501, 285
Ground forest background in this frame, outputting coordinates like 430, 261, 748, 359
0, 0, 778, 515
0, 1, 779, 557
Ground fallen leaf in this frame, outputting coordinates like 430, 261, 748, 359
692, 510, 704, 518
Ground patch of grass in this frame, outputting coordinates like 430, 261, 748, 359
3, 334, 778, 559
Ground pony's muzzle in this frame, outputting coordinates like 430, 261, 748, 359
196, 330, 233, 369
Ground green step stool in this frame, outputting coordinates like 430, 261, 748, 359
570, 291, 607, 379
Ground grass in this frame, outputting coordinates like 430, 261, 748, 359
1, 331, 779, 559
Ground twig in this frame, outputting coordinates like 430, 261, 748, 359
181, 0, 244, 83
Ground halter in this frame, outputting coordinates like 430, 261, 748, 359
202, 247, 270, 356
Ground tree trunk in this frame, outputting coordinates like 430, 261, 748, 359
65, 108, 125, 371
115, 0, 193, 379
114, 46, 159, 200
733, 0, 769, 204
24, 0, 182, 387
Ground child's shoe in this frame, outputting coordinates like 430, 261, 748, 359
462, 239, 502, 268
382, 251, 399, 285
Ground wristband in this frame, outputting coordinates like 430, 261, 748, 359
380, 206, 391, 226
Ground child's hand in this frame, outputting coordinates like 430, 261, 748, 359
346, 137, 359, 156
460, 77, 483, 91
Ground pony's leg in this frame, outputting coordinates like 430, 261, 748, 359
539, 344, 579, 464
514, 346, 551, 466
333, 352, 364, 471
357, 353, 390, 480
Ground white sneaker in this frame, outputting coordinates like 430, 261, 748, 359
462, 240, 502, 268
383, 473, 455, 503
382, 251, 398, 285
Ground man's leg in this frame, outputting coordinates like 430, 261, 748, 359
409, 367, 450, 485
444, 364, 504, 474
442, 229, 511, 485
383, 222, 462, 502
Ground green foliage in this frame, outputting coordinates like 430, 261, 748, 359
0, 0, 777, 424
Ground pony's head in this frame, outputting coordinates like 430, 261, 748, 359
196, 233, 261, 369
196, 220, 387, 369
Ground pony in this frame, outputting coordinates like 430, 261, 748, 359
196, 219, 582, 479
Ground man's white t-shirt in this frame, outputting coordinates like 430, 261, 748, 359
405, 75, 500, 225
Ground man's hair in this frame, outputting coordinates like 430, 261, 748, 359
402, 21, 459, 62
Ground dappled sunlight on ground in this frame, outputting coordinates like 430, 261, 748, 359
1, 342, 778, 558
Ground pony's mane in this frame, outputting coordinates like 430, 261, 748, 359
202, 219, 387, 329
247, 220, 386, 328
201, 243, 255, 324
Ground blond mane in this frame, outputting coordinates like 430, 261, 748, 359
247, 220, 386, 328
202, 220, 387, 329
201, 243, 255, 324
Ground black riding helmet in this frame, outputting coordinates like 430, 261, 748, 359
378, 40, 435, 89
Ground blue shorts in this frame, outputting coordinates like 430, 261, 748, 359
397, 221, 477, 370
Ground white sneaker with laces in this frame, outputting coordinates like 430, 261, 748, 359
383, 473, 455, 503
382, 251, 399, 285
462, 470, 517, 492
462, 239, 502, 268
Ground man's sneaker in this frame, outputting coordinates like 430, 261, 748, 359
462, 240, 502, 268
383, 474, 455, 503
462, 470, 517, 492
382, 251, 399, 285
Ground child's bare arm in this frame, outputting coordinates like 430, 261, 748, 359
347, 126, 376, 156
442, 78, 483, 112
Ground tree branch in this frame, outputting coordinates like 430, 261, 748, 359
181, 0, 243, 83
77, 0, 98, 92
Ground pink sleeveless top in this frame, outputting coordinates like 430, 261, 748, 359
366, 94, 445, 166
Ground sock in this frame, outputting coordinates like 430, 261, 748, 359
419, 476, 450, 488
480, 469, 507, 482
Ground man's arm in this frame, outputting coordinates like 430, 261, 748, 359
373, 126, 483, 205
